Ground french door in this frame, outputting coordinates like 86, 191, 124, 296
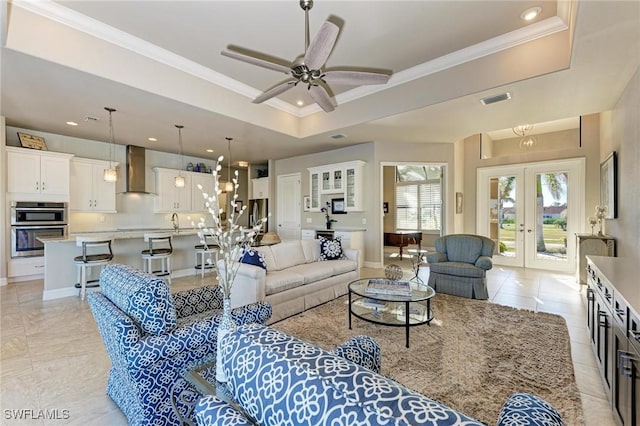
477, 158, 585, 272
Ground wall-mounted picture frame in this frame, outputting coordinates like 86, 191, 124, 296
234, 200, 243, 214
331, 198, 346, 214
303, 196, 311, 212
600, 151, 617, 219
17, 132, 48, 150
456, 192, 463, 214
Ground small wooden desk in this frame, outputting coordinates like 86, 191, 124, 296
385, 231, 422, 259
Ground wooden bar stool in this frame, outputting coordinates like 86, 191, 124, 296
141, 233, 173, 284
195, 234, 219, 278
74, 236, 114, 300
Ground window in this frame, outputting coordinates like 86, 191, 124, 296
395, 165, 442, 231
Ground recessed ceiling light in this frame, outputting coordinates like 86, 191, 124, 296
296, 100, 304, 106
206, 149, 214, 153
66, 121, 78, 126
148, 137, 157, 142
520, 6, 541, 21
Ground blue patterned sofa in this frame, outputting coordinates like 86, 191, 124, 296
194, 324, 564, 426
87, 264, 272, 426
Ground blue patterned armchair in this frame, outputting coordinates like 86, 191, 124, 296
194, 324, 563, 426
426, 234, 495, 299
87, 264, 272, 426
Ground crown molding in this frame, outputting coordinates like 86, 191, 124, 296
14, 0, 567, 119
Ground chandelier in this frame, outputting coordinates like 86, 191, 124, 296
512, 124, 537, 149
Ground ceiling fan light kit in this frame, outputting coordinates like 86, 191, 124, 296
221, 0, 391, 112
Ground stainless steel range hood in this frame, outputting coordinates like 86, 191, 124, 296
124, 145, 151, 194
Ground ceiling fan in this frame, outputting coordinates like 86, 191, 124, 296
221, 0, 391, 112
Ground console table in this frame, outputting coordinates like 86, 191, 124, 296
585, 256, 639, 425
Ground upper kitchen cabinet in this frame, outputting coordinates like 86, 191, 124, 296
308, 161, 365, 212
7, 146, 73, 202
154, 168, 192, 212
70, 158, 118, 212
191, 172, 215, 212
252, 177, 269, 199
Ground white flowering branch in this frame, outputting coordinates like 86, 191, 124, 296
190, 155, 267, 299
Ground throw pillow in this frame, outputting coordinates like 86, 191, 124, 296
239, 248, 268, 270
319, 236, 346, 261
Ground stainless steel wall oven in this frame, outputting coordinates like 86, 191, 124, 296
10, 201, 68, 258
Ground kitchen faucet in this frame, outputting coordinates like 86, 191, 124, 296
171, 212, 179, 233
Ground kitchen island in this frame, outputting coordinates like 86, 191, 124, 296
39, 228, 207, 300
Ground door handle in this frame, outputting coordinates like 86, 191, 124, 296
518, 224, 524, 233
527, 229, 533, 233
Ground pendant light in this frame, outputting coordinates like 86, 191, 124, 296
225, 137, 234, 192
512, 124, 538, 150
103, 107, 118, 182
174, 125, 185, 188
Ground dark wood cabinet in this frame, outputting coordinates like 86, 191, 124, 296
586, 257, 640, 425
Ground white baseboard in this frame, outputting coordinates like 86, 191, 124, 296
0, 277, 7, 286
43, 286, 78, 301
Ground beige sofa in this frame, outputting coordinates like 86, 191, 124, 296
228, 239, 359, 323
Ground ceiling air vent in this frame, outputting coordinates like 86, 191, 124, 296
330, 133, 347, 140
480, 92, 511, 106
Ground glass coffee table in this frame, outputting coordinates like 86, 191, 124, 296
348, 278, 435, 348
172, 360, 257, 426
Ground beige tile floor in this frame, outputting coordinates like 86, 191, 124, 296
0, 265, 615, 425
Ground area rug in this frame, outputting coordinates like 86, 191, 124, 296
272, 293, 584, 425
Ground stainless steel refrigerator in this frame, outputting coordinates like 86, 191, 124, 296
249, 198, 268, 232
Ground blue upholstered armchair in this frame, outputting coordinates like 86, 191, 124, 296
426, 234, 495, 299
87, 264, 272, 426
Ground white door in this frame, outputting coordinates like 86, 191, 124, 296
477, 158, 585, 272
277, 173, 301, 241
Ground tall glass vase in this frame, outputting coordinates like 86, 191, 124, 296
216, 297, 236, 383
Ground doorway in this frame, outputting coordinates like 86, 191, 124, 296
276, 173, 301, 241
381, 163, 445, 271
477, 158, 585, 272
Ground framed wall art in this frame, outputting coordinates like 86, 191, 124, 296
331, 198, 346, 214
600, 151, 617, 219
303, 196, 311, 212
17, 132, 48, 150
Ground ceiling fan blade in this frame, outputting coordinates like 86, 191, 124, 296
308, 83, 335, 112
322, 70, 391, 86
253, 79, 297, 104
221, 49, 291, 74
304, 21, 339, 70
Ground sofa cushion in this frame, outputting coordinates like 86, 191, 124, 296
264, 270, 305, 296
319, 237, 346, 261
288, 262, 335, 284
443, 235, 483, 263
239, 248, 267, 270
270, 241, 307, 270
99, 264, 177, 336
329, 259, 358, 275
254, 246, 277, 271
430, 261, 486, 278
301, 239, 321, 263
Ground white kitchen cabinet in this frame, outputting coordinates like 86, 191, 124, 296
309, 171, 321, 210
252, 177, 269, 199
8, 257, 45, 278
154, 168, 192, 212
308, 161, 365, 212
7, 146, 73, 201
301, 229, 316, 240
70, 158, 118, 212
191, 172, 215, 212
